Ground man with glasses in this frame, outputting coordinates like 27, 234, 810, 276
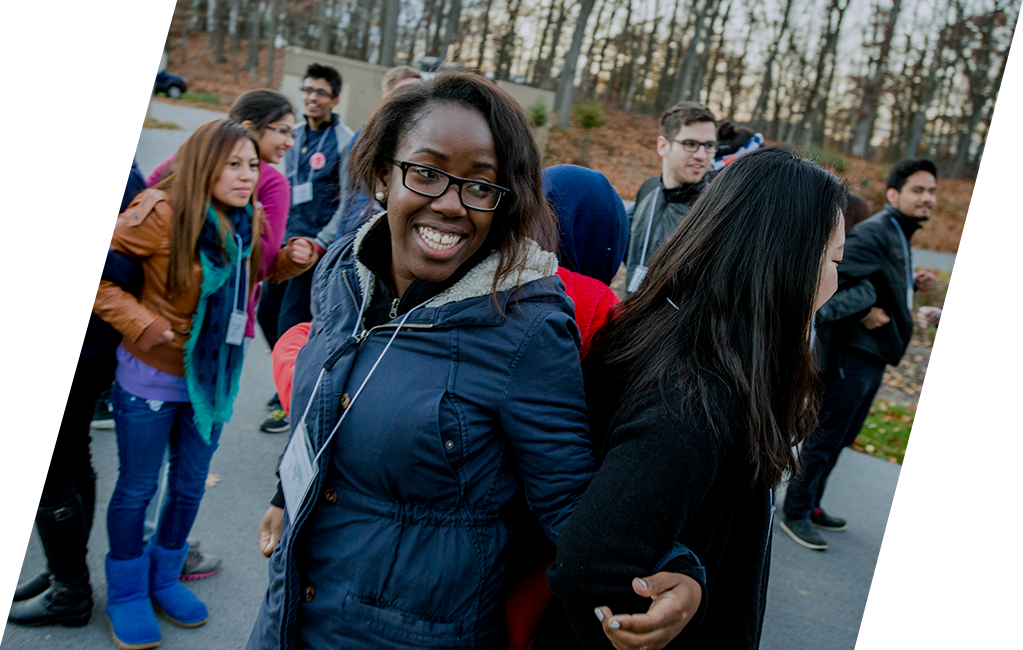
257, 63, 355, 433
624, 101, 717, 294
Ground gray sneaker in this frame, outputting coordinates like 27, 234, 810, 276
179, 542, 222, 581
779, 516, 829, 550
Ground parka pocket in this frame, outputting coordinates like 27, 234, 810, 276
338, 592, 467, 648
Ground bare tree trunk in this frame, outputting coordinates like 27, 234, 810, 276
654, 0, 687, 112
245, 0, 261, 75
265, 0, 281, 85
535, 0, 568, 87
701, 0, 731, 106
379, 0, 400, 66
530, 0, 557, 82
440, 0, 462, 60
496, 0, 524, 79
231, 0, 242, 82
211, 0, 230, 63
476, 0, 495, 70
555, 0, 598, 130
626, 0, 661, 112
851, 0, 903, 158
317, 0, 330, 52
751, 0, 795, 128
578, 0, 610, 98
590, 1, 621, 99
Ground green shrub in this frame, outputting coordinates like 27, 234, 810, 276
527, 99, 550, 128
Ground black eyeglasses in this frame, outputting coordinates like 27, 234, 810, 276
266, 126, 295, 139
390, 159, 510, 212
300, 86, 335, 99
665, 138, 718, 153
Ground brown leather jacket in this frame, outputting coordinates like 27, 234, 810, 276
93, 189, 313, 377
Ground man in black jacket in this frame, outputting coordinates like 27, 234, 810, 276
625, 102, 717, 293
780, 159, 941, 551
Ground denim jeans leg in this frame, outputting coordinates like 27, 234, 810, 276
106, 383, 177, 560
155, 405, 222, 551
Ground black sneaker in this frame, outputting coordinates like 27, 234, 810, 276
779, 516, 828, 550
260, 409, 290, 434
267, 394, 281, 410
811, 508, 847, 531
91, 391, 115, 430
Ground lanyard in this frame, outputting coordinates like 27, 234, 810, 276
888, 216, 914, 303
290, 124, 332, 185
637, 190, 660, 268
297, 275, 432, 467
231, 233, 250, 312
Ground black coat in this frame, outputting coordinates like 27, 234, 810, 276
624, 175, 708, 291
816, 205, 920, 367
544, 371, 772, 649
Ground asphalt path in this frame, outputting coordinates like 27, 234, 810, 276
3, 100, 903, 649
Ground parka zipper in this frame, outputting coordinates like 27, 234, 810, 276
389, 299, 400, 320
356, 321, 435, 347
341, 270, 358, 306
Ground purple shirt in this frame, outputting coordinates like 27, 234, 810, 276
115, 344, 190, 402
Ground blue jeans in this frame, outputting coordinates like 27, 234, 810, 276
107, 382, 221, 560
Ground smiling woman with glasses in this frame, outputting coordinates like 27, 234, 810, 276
248, 71, 601, 650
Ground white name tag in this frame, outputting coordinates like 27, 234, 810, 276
280, 419, 316, 522
225, 310, 248, 346
292, 182, 313, 205
628, 265, 648, 293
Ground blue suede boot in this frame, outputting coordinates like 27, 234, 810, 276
104, 553, 161, 649
148, 544, 208, 627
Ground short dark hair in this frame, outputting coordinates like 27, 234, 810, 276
886, 159, 937, 192
304, 63, 342, 97
229, 89, 294, 134
587, 147, 847, 490
353, 71, 556, 297
660, 101, 717, 139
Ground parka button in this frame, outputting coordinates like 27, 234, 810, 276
303, 586, 316, 602
323, 488, 338, 504
340, 393, 351, 410
444, 440, 455, 450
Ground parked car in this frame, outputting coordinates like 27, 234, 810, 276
154, 70, 188, 99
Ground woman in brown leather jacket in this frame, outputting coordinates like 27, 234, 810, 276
92, 119, 313, 650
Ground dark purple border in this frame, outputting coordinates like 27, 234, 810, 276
0, 0, 174, 630
855, 6, 1023, 650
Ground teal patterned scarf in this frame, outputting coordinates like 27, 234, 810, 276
183, 204, 253, 443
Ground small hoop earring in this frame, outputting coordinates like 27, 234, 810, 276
375, 192, 386, 201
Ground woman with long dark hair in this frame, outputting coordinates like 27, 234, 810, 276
545, 147, 847, 649
93, 120, 313, 650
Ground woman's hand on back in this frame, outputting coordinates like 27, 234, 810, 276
596, 572, 703, 650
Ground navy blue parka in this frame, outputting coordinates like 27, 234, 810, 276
248, 214, 599, 649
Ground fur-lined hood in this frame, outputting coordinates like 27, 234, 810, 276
350, 212, 560, 311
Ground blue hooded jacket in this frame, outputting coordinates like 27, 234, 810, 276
248, 215, 598, 649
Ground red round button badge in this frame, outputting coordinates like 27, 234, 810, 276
309, 153, 326, 171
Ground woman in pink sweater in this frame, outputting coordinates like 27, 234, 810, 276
147, 90, 298, 339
